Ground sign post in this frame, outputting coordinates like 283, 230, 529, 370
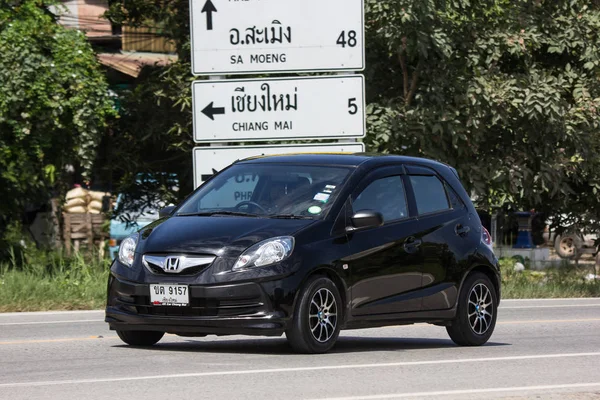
189, 0, 364, 75
192, 75, 365, 143
193, 143, 365, 188
189, 0, 367, 186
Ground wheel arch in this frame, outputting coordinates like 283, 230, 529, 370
292, 266, 349, 326
458, 264, 501, 306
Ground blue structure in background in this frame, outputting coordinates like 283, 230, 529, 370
109, 173, 178, 259
513, 211, 535, 248
108, 194, 159, 259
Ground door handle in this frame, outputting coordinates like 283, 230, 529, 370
455, 224, 471, 237
404, 237, 422, 253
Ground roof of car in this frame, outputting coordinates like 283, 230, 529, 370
236, 152, 450, 170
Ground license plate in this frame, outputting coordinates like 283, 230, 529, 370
149, 284, 189, 307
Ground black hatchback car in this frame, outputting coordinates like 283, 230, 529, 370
106, 154, 500, 353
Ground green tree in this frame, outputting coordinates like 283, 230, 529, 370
365, 0, 600, 226
99, 64, 194, 220
0, 0, 115, 235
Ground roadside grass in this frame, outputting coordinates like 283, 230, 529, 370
500, 258, 600, 299
0, 248, 109, 312
0, 249, 599, 313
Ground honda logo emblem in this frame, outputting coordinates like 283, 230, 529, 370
165, 256, 180, 272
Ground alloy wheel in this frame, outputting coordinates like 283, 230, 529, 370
309, 288, 337, 343
467, 283, 493, 335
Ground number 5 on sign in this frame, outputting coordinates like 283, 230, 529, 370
348, 98, 358, 115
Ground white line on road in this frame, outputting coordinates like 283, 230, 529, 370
306, 382, 600, 400
501, 304, 600, 309
0, 319, 104, 326
502, 298, 600, 301
1, 352, 599, 388
0, 310, 103, 317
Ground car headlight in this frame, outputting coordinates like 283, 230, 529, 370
118, 233, 139, 267
233, 236, 294, 271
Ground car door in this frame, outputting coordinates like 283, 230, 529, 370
404, 166, 480, 310
346, 167, 424, 316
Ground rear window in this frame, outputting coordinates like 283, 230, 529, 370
409, 175, 450, 215
445, 183, 465, 209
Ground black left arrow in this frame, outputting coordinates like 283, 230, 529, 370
201, 102, 225, 120
201, 0, 217, 30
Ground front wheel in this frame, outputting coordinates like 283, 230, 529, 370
446, 272, 497, 346
116, 330, 164, 346
285, 276, 342, 354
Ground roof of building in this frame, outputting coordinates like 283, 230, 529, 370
96, 52, 178, 77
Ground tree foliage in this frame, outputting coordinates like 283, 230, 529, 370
100, 64, 194, 220
0, 0, 115, 227
365, 0, 600, 226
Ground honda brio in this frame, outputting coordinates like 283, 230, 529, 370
106, 154, 500, 353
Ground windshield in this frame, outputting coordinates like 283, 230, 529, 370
177, 164, 352, 218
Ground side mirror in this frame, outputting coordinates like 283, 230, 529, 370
347, 210, 384, 232
159, 205, 176, 218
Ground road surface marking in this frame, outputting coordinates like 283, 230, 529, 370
0, 310, 103, 317
1, 318, 599, 344
498, 318, 600, 325
0, 336, 118, 345
502, 298, 600, 301
307, 382, 600, 400
501, 304, 600, 309
380, 318, 600, 328
0, 352, 599, 388
0, 319, 104, 326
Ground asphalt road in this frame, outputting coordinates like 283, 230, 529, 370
1, 298, 600, 400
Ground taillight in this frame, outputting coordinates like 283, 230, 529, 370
482, 227, 492, 246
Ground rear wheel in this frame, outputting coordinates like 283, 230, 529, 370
286, 276, 342, 354
446, 272, 497, 346
116, 330, 164, 346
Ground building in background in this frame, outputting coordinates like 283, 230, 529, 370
52, 0, 177, 79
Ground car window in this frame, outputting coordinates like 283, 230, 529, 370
353, 176, 408, 223
410, 175, 450, 215
199, 172, 260, 209
445, 183, 465, 209
177, 164, 351, 218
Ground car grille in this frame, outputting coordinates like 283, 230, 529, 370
142, 254, 215, 276
144, 262, 209, 276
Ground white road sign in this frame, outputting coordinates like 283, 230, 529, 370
189, 0, 364, 75
192, 75, 365, 143
193, 143, 365, 188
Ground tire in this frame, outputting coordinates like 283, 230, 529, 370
116, 330, 164, 346
446, 272, 497, 346
285, 275, 342, 354
554, 233, 582, 259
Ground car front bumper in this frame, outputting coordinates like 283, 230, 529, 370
105, 274, 291, 337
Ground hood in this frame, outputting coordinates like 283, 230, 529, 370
136, 215, 315, 257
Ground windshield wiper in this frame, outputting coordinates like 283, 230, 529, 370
268, 214, 314, 220
177, 211, 260, 217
